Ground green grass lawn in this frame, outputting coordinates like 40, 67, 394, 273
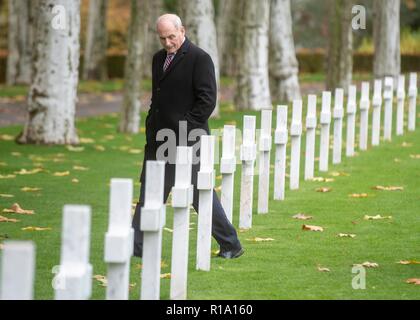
0, 108, 419, 300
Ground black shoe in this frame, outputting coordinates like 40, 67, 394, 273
218, 247, 244, 259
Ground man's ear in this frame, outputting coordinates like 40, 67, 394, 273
181, 26, 186, 35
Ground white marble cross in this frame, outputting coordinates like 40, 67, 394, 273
220, 125, 237, 223
274, 106, 288, 199
239, 115, 257, 228
359, 82, 370, 150
372, 79, 382, 146
408, 72, 418, 132
170, 146, 193, 299
319, 92, 331, 171
383, 77, 394, 141
346, 85, 357, 157
0, 241, 35, 300
332, 89, 344, 164
196, 136, 215, 271
258, 109, 272, 214
104, 178, 134, 300
54, 205, 92, 300
140, 160, 166, 300
396, 74, 406, 136
290, 100, 303, 189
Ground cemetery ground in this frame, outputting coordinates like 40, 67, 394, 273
0, 97, 419, 300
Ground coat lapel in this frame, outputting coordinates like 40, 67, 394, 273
159, 37, 191, 83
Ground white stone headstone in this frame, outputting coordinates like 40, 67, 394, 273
140, 161, 166, 300
274, 106, 288, 200
220, 125, 236, 223
258, 109, 272, 214
372, 79, 382, 146
359, 82, 370, 150
104, 178, 134, 300
0, 241, 35, 300
319, 92, 331, 171
239, 116, 256, 228
408, 72, 418, 131
396, 74, 406, 136
290, 100, 303, 189
170, 146, 193, 299
55, 205, 92, 300
304, 95, 317, 180
196, 136, 215, 271
346, 85, 357, 156
332, 89, 344, 164
383, 77, 394, 141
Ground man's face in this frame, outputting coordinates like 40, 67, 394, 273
157, 21, 185, 54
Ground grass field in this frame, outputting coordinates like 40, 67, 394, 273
0, 105, 419, 300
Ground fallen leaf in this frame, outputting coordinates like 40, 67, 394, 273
104, 135, 115, 140
21, 187, 42, 192
79, 138, 95, 144
128, 149, 142, 154
397, 260, 420, 265
21, 226, 51, 231
164, 227, 173, 233
160, 273, 171, 279
353, 262, 379, 268
246, 237, 275, 242
212, 249, 220, 256
14, 168, 43, 175
3, 203, 35, 215
292, 213, 313, 220
53, 171, 70, 177
401, 142, 412, 147
11, 152, 21, 157
317, 266, 331, 272
337, 233, 356, 238
0, 162, 7, 166
394, 158, 401, 163
72, 178, 79, 183
316, 187, 332, 193
73, 165, 89, 171
302, 225, 324, 232
93, 275, 107, 287
215, 186, 222, 192
94, 145, 106, 151
0, 194, 14, 198
363, 215, 392, 220
66, 146, 84, 152
0, 215, 20, 223
406, 278, 420, 285
312, 177, 335, 182
0, 174, 16, 179
409, 154, 420, 159
349, 193, 369, 198
239, 228, 249, 233
330, 171, 350, 177
372, 185, 403, 191
0, 134, 14, 141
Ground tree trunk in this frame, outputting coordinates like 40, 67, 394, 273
182, 0, 220, 117
373, 0, 400, 79
235, 0, 271, 110
17, 0, 81, 145
326, 0, 353, 92
269, 0, 301, 103
142, 0, 163, 79
6, 0, 35, 85
83, 0, 108, 81
119, 0, 146, 134
216, 0, 237, 77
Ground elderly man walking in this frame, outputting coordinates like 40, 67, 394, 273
132, 14, 243, 259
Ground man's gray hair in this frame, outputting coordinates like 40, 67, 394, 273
156, 14, 183, 30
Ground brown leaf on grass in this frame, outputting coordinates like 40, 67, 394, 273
312, 177, 335, 182
103, 135, 115, 140
397, 260, 420, 265
316, 187, 332, 193
353, 262, 379, 268
0, 194, 14, 198
349, 193, 369, 198
11, 152, 21, 157
21, 187, 42, 192
337, 233, 356, 238
246, 237, 275, 242
215, 186, 222, 192
94, 145, 106, 152
0, 162, 7, 166
72, 178, 79, 183
0, 215, 20, 223
302, 225, 324, 232
53, 171, 70, 177
0, 134, 14, 141
128, 149, 142, 154
317, 265, 331, 272
160, 273, 171, 279
372, 185, 403, 191
73, 165, 89, 171
394, 158, 401, 163
0, 174, 16, 179
21, 226, 51, 231
401, 142, 412, 147
406, 278, 420, 285
363, 215, 392, 220
163, 227, 173, 233
66, 146, 84, 152
409, 154, 420, 159
292, 213, 313, 220
3, 203, 34, 215
14, 168, 43, 175
330, 171, 350, 177
93, 275, 107, 287
79, 138, 95, 144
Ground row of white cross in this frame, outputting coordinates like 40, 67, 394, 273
0, 73, 417, 300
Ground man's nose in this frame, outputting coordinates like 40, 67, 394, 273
164, 39, 171, 47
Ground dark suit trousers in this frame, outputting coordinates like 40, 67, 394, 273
132, 161, 242, 257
